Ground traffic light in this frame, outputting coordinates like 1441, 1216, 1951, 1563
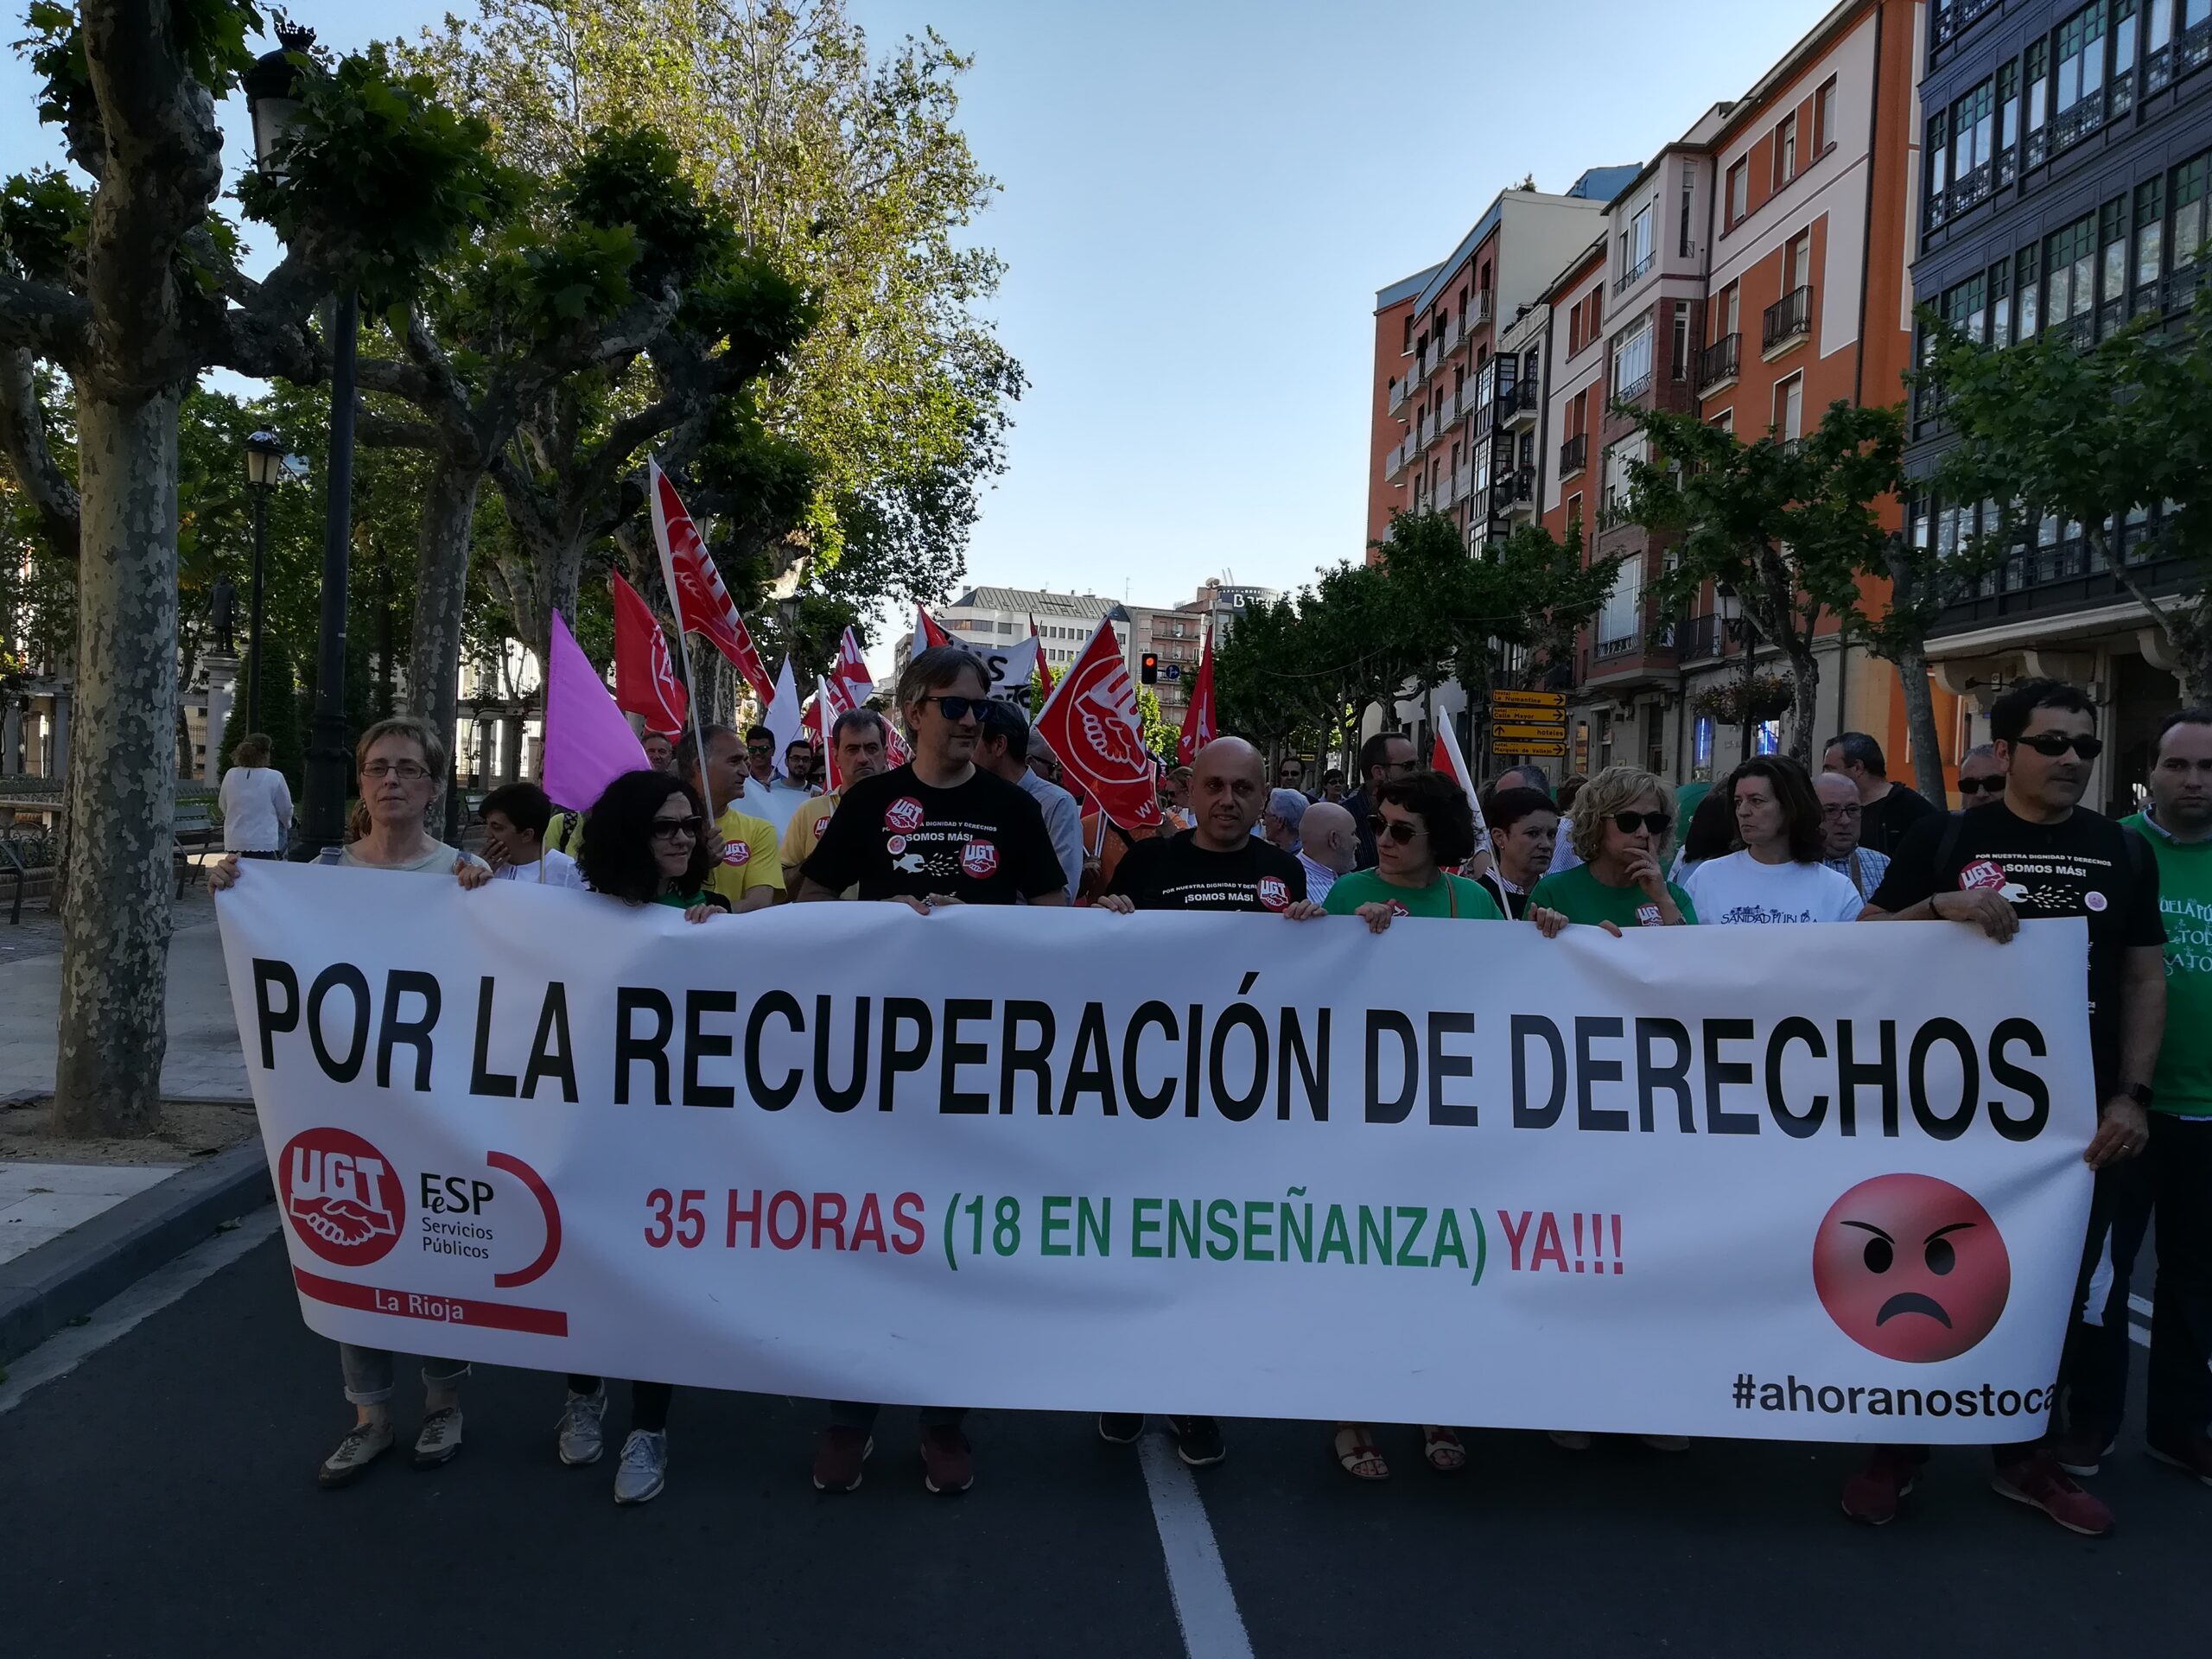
1140, 652, 1159, 684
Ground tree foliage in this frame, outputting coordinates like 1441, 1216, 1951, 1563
1626, 401, 1903, 766
1916, 295, 2212, 702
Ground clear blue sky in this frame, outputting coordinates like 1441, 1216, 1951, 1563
2, 0, 1833, 613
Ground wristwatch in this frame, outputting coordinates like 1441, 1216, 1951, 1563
2123, 1082, 2157, 1109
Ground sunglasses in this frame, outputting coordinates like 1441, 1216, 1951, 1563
2014, 732, 2103, 760
1370, 815, 1426, 845
1609, 810, 1673, 836
1956, 775, 2004, 794
922, 694, 992, 721
650, 816, 704, 842
1029, 757, 1062, 778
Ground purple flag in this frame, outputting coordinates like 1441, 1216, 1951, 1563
542, 609, 648, 811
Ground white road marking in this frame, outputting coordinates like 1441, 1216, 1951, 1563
1138, 1430, 1254, 1659
0, 1209, 279, 1416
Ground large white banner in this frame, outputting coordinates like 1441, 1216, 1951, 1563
216, 866, 2098, 1442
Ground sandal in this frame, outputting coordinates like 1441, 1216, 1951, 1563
1422, 1426, 1466, 1474
1332, 1424, 1389, 1481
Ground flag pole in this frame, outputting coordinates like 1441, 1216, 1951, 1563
650, 459, 716, 821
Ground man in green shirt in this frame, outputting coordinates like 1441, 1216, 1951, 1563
2112, 709, 2212, 1483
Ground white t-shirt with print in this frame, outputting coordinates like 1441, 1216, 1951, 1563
1681, 849, 1866, 925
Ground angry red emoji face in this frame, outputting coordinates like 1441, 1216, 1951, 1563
1813, 1174, 2011, 1363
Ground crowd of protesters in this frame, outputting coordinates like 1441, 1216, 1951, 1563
206, 650, 2210, 1534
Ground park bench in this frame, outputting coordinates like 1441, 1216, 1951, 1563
172, 800, 219, 896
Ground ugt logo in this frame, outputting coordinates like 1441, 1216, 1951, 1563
280, 1127, 404, 1268
961, 839, 1000, 879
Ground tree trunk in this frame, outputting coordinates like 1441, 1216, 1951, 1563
1893, 639, 1950, 808
1785, 642, 1821, 768
404, 455, 482, 826
52, 387, 181, 1137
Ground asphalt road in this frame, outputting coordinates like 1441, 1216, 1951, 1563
2, 1223, 2203, 1659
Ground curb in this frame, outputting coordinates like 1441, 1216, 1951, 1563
0, 1142, 273, 1367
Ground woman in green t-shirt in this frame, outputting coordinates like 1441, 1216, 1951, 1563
1529, 766, 1697, 931
1322, 772, 1564, 1482
559, 769, 730, 1507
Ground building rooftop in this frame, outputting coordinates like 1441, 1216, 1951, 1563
948, 585, 1124, 619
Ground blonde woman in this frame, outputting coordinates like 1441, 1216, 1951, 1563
1529, 766, 1697, 931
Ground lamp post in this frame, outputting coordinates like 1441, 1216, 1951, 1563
1715, 583, 1757, 761
247, 23, 358, 857
242, 429, 285, 734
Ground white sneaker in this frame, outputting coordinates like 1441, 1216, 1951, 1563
557, 1388, 607, 1466
613, 1430, 668, 1505
317, 1418, 393, 1488
412, 1406, 464, 1469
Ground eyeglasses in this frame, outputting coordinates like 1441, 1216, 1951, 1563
1956, 775, 2004, 795
360, 761, 429, 781
1370, 815, 1426, 845
1821, 802, 1862, 818
1609, 810, 1672, 836
2014, 732, 2104, 760
1372, 759, 1417, 779
1029, 757, 1062, 779
650, 817, 704, 842
921, 694, 992, 721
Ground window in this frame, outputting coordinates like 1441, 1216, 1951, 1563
1726, 159, 1748, 225
1953, 78, 1995, 186
1929, 110, 1949, 202
1596, 556, 1643, 646
2101, 196, 2130, 329
1723, 281, 1741, 337
1402, 315, 1414, 353
1620, 201, 1654, 282
1815, 77, 1838, 153
2175, 149, 2209, 270
1679, 162, 1696, 257
1612, 319, 1655, 397
1776, 112, 1799, 187
1997, 60, 2021, 177
1787, 230, 1813, 293
1775, 373, 1803, 440
2055, 3, 2108, 118
2025, 40, 2051, 159
2018, 243, 2043, 334
2114, 0, 2139, 100
2044, 213, 2096, 325
1989, 257, 2013, 346
1670, 301, 1693, 380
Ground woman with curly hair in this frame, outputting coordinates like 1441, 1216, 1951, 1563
557, 768, 728, 1506
1529, 765, 1697, 931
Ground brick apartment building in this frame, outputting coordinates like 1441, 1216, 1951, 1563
1370, 0, 1934, 787
1908, 0, 2209, 814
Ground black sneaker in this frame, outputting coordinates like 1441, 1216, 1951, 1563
1097, 1413, 1145, 1445
1169, 1415, 1226, 1467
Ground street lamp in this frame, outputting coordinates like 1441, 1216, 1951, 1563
247, 22, 358, 858
1714, 582, 1757, 760
242, 429, 286, 734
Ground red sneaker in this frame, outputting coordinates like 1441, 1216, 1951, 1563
2148, 1433, 2212, 1485
1991, 1453, 2115, 1536
1840, 1446, 1923, 1526
921, 1422, 974, 1494
810, 1425, 872, 1493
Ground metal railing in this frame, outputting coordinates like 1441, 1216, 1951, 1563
1933, 0, 1999, 48
1387, 376, 1408, 414
1763, 284, 1812, 351
1615, 251, 1654, 293
1675, 612, 1722, 662
1698, 331, 1740, 390
1559, 432, 1589, 476
1503, 378, 1541, 421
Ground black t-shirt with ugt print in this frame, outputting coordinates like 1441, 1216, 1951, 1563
800, 764, 1065, 906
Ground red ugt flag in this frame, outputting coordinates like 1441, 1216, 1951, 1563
608, 571, 689, 733
1176, 624, 1216, 767
1036, 619, 1161, 831
916, 604, 951, 650
649, 459, 772, 707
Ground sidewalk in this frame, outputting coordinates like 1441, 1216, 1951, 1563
0, 902, 246, 1103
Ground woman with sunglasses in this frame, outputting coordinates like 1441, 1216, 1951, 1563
1318, 772, 1559, 1480
1529, 766, 1698, 931
553, 769, 729, 1505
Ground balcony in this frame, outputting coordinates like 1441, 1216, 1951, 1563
2050, 92, 2107, 157
1437, 467, 1462, 510
1503, 378, 1541, 427
1559, 433, 1589, 478
1406, 348, 1430, 396
1384, 440, 1409, 480
1451, 461, 1472, 504
2149, 15, 2212, 92
1499, 468, 1535, 513
1697, 332, 1740, 393
1470, 289, 1494, 329
1762, 285, 1812, 356
1387, 376, 1408, 415
1675, 612, 1722, 663
1614, 251, 1654, 294
1932, 0, 1999, 49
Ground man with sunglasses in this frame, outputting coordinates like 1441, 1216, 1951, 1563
1343, 730, 1418, 871
1851, 678, 2167, 1536
797, 645, 1067, 1497
1956, 743, 2005, 808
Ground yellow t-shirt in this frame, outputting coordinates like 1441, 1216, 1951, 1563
780, 791, 840, 875
703, 807, 785, 906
